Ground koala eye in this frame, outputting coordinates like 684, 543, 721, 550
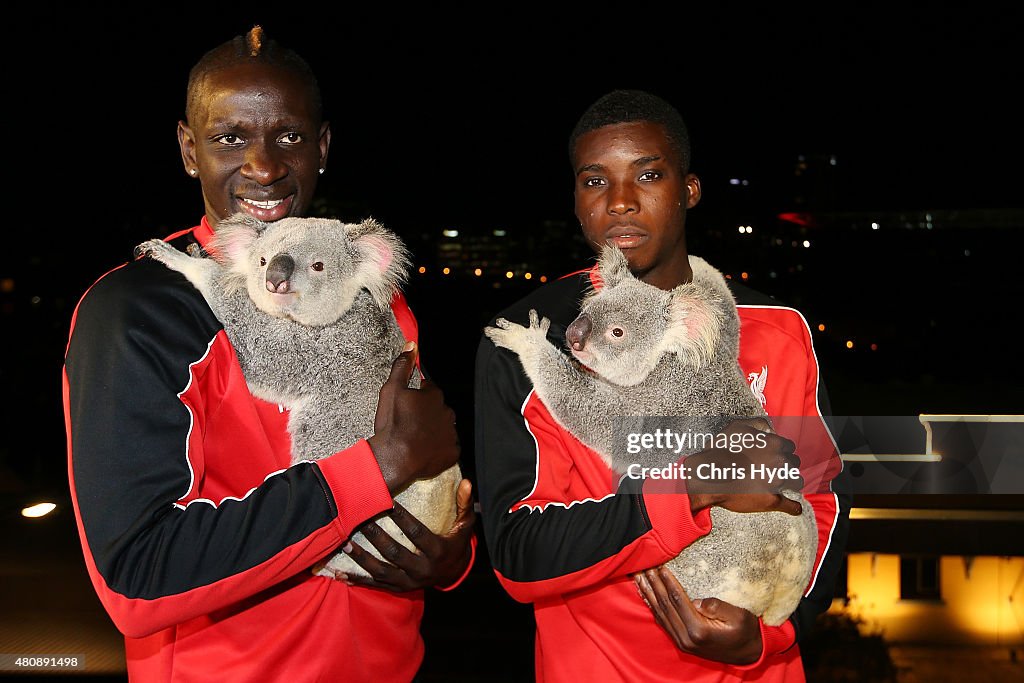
611, 327, 625, 338
311, 262, 325, 272
259, 257, 266, 267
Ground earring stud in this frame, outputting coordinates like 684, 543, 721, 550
190, 169, 197, 176
318, 168, 325, 175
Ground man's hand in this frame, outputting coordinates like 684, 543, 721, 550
368, 342, 461, 495
686, 418, 803, 516
635, 566, 763, 665
339, 478, 476, 592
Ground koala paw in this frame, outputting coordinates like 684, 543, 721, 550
527, 309, 551, 335
485, 310, 551, 357
134, 239, 175, 263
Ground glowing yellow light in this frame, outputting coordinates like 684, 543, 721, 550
524, 273, 532, 280
818, 323, 826, 332
741, 272, 749, 280
442, 267, 450, 275
474, 268, 482, 276
22, 502, 56, 518
417, 266, 426, 274
505, 271, 514, 279
846, 340, 854, 349
803, 240, 811, 248
738, 226, 745, 234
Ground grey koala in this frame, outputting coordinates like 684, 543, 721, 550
136, 213, 462, 580
484, 245, 817, 626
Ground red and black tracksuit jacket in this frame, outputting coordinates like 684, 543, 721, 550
63, 218, 473, 683
474, 263, 851, 682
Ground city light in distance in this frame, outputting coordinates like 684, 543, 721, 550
738, 225, 753, 234
442, 267, 450, 275
22, 502, 56, 518
803, 240, 811, 248
818, 323, 826, 332
524, 273, 532, 280
442, 229, 459, 238
505, 271, 513, 279
846, 340, 854, 349
418, 266, 426, 274
474, 268, 482, 276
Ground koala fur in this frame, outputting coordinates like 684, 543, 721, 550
485, 245, 817, 626
136, 213, 462, 580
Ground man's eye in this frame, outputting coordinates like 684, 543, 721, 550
215, 134, 244, 146
279, 132, 302, 144
583, 177, 606, 188
639, 171, 661, 182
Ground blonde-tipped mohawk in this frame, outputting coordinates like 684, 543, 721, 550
246, 25, 263, 56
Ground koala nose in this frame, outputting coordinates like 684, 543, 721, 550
566, 315, 592, 351
266, 253, 295, 293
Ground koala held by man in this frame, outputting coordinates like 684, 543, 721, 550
485, 245, 817, 626
136, 214, 462, 580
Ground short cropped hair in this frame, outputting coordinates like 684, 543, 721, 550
569, 89, 691, 173
184, 25, 322, 124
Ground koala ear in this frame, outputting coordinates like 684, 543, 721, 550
211, 213, 265, 267
348, 218, 412, 309
597, 245, 633, 288
661, 283, 723, 368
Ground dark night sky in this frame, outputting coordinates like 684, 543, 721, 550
15, 6, 1022, 237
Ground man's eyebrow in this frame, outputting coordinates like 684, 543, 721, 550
576, 155, 665, 177
633, 154, 663, 167
576, 162, 605, 176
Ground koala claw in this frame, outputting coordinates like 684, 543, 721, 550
134, 239, 173, 262
527, 309, 551, 334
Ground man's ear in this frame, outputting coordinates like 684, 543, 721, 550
318, 121, 331, 172
685, 173, 702, 209
177, 121, 198, 178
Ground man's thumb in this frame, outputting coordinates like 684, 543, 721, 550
387, 341, 418, 386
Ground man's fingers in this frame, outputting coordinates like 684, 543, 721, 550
769, 493, 804, 516
453, 479, 475, 527
639, 567, 705, 650
359, 520, 421, 567
342, 540, 395, 581
651, 567, 705, 634
386, 503, 440, 556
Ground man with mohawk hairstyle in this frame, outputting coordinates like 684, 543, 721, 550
63, 25, 475, 682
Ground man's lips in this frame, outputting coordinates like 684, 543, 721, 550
237, 195, 294, 221
604, 225, 648, 250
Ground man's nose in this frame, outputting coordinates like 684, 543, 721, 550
607, 182, 638, 215
241, 143, 288, 186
